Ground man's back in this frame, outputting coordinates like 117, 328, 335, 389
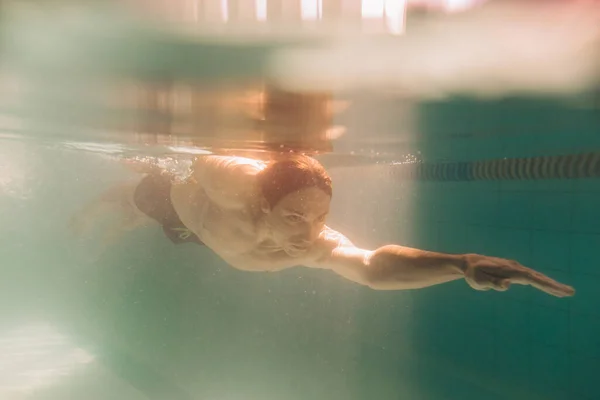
170, 156, 303, 271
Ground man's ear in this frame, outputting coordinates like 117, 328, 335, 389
260, 197, 271, 214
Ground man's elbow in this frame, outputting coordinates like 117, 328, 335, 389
359, 247, 422, 290
359, 270, 416, 290
355, 260, 398, 290
362, 275, 389, 290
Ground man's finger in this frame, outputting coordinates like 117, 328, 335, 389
513, 267, 575, 297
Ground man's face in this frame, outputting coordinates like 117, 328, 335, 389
262, 186, 331, 257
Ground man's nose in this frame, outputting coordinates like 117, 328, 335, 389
297, 224, 320, 242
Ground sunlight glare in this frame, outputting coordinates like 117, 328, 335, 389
301, 0, 322, 21
255, 0, 267, 21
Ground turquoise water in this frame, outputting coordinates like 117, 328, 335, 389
1, 3, 600, 399
1, 97, 599, 400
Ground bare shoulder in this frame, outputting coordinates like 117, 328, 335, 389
189, 155, 266, 209
307, 226, 355, 264
193, 155, 266, 176
318, 226, 355, 248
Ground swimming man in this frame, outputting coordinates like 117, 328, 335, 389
71, 153, 575, 297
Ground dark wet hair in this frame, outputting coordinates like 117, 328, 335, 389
256, 155, 332, 207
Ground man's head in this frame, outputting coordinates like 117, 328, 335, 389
256, 155, 332, 256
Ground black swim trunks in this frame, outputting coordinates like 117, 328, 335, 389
133, 173, 204, 246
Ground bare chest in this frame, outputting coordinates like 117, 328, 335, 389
170, 181, 311, 271
172, 184, 254, 247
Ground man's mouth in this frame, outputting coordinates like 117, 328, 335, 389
285, 244, 309, 256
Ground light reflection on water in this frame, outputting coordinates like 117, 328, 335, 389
0, 322, 95, 398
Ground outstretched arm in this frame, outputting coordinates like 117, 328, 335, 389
308, 227, 575, 297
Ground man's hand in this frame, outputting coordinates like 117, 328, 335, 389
463, 254, 575, 297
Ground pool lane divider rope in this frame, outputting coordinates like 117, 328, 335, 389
388, 151, 600, 181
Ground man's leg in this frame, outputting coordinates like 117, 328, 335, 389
69, 181, 153, 247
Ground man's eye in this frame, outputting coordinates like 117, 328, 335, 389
286, 215, 302, 222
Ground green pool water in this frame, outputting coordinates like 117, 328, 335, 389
1, 3, 599, 400
1, 97, 599, 400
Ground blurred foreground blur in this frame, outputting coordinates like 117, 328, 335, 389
0, 0, 598, 152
